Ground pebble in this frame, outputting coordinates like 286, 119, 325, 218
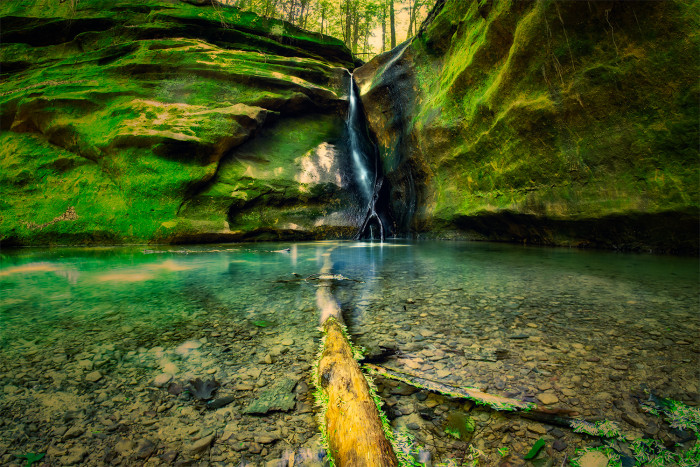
153, 373, 173, 387
527, 424, 547, 435
189, 434, 215, 452
62, 447, 88, 465
136, 439, 156, 459
576, 450, 609, 467
63, 426, 85, 440
552, 439, 567, 451
85, 371, 102, 383
537, 393, 559, 405
281, 338, 294, 346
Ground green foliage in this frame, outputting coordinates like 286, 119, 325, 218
252, 319, 275, 327
444, 412, 475, 441
523, 438, 546, 460
15, 453, 45, 467
569, 396, 700, 467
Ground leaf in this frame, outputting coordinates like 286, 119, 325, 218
16, 452, 45, 467
252, 319, 275, 328
187, 378, 219, 400
524, 438, 546, 460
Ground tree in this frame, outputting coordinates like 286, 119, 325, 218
389, 0, 396, 49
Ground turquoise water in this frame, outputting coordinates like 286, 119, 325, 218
1, 241, 698, 465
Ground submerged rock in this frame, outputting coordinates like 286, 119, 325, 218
244, 377, 297, 414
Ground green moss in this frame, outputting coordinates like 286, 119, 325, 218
371, 0, 699, 245
1, 0, 354, 245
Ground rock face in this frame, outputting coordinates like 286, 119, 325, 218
0, 0, 360, 245
355, 0, 699, 253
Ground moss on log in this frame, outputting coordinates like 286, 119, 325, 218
317, 317, 398, 466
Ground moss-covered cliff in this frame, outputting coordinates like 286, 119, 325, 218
1, 0, 359, 246
356, 0, 699, 252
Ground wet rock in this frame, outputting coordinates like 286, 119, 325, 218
256, 434, 280, 444
63, 426, 85, 440
85, 371, 102, 382
550, 428, 565, 438
160, 451, 179, 463
153, 373, 173, 387
537, 393, 558, 405
245, 377, 297, 414
622, 412, 647, 428
62, 447, 88, 465
527, 424, 547, 435
136, 439, 156, 459
115, 439, 136, 457
189, 434, 215, 453
391, 384, 417, 396
206, 395, 236, 410
552, 439, 567, 452
576, 450, 609, 467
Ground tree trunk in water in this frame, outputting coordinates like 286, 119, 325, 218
318, 319, 398, 466
389, 0, 396, 48
314, 247, 398, 466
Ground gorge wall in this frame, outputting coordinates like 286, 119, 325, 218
355, 0, 699, 253
0, 0, 363, 246
2, 0, 698, 253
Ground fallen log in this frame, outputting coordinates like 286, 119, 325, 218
313, 246, 398, 466
363, 363, 535, 411
317, 318, 398, 466
363, 363, 583, 429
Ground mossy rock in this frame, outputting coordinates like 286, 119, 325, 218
0, 0, 357, 246
356, 0, 699, 253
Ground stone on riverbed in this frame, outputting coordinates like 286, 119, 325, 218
244, 377, 297, 414
153, 373, 173, 387
537, 392, 559, 405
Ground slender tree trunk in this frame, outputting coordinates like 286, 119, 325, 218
389, 0, 396, 49
381, 1, 386, 52
407, 0, 420, 39
320, 6, 325, 35
298, 0, 308, 28
287, 0, 296, 23
345, 0, 352, 49
352, 7, 360, 54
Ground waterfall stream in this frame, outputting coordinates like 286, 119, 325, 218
347, 72, 385, 241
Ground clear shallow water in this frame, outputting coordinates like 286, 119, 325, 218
0, 241, 698, 466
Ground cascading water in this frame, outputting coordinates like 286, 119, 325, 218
346, 72, 385, 241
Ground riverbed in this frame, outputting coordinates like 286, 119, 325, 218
1, 241, 698, 466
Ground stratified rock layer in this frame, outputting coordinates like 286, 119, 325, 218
355, 0, 699, 253
1, 0, 358, 245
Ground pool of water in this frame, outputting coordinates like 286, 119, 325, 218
1, 240, 698, 466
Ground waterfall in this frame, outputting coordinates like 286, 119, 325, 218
347, 73, 385, 241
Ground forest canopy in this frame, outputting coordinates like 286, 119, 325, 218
215, 0, 436, 57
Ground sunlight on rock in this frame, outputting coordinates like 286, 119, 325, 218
0, 263, 62, 276
95, 272, 155, 282
146, 260, 193, 272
